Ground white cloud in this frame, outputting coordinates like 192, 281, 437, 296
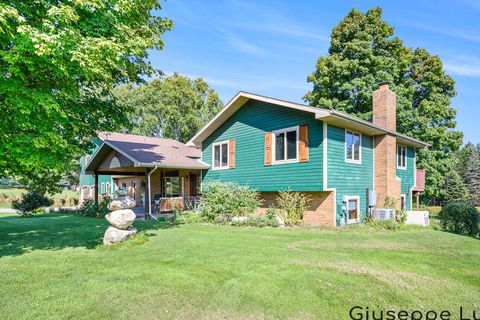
444, 55, 480, 77
218, 30, 267, 57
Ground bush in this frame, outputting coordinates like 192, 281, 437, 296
438, 202, 479, 238
199, 181, 261, 221
12, 190, 53, 216
265, 204, 278, 220
368, 219, 399, 230
276, 189, 310, 225
78, 197, 111, 217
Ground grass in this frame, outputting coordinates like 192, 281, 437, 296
1, 214, 479, 319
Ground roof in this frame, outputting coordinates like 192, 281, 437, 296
84, 132, 209, 174
187, 91, 429, 149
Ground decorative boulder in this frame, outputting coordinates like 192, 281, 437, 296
105, 209, 136, 230
107, 196, 136, 211
103, 226, 137, 245
115, 188, 128, 197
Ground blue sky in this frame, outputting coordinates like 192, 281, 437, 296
150, 0, 480, 143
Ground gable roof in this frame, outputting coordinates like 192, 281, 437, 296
186, 91, 429, 149
84, 132, 208, 174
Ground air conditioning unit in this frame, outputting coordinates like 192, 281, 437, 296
373, 208, 396, 220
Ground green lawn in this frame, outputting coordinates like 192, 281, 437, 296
1, 214, 479, 319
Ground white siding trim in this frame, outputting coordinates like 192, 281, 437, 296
271, 126, 300, 165
211, 140, 230, 170
344, 129, 362, 164
323, 122, 328, 190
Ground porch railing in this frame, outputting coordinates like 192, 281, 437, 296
151, 195, 201, 214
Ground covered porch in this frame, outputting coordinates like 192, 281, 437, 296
83, 133, 209, 219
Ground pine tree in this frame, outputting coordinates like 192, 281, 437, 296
462, 143, 480, 205
444, 171, 471, 204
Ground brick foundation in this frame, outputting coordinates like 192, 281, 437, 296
257, 191, 335, 227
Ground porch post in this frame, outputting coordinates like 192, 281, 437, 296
416, 193, 420, 211
94, 172, 99, 206
145, 168, 150, 220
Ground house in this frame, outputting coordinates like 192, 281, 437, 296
187, 82, 428, 226
79, 135, 116, 204
82, 132, 207, 219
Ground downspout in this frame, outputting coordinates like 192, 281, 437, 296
148, 166, 159, 221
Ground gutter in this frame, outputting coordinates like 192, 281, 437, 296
147, 166, 159, 221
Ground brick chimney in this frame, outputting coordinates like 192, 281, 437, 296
372, 82, 396, 131
372, 82, 401, 209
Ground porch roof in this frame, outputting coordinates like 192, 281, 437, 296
83, 132, 209, 175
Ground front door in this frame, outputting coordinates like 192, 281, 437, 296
189, 174, 197, 197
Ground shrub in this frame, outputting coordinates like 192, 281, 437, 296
368, 219, 399, 230
199, 181, 261, 221
12, 190, 53, 216
276, 189, 310, 225
78, 197, 111, 217
384, 196, 397, 209
265, 204, 278, 220
438, 202, 479, 238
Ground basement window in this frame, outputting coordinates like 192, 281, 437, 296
397, 145, 407, 169
345, 130, 361, 163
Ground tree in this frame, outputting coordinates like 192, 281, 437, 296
114, 73, 223, 143
0, 1, 172, 193
304, 8, 463, 201
461, 143, 480, 205
444, 171, 470, 204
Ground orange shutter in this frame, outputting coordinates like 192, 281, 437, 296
299, 125, 309, 162
264, 132, 272, 166
229, 139, 235, 169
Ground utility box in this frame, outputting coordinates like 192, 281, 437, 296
405, 211, 430, 226
373, 208, 396, 220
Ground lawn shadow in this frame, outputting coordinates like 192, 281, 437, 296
0, 214, 179, 258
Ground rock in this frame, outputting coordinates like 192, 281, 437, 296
107, 196, 136, 211
105, 209, 136, 230
276, 215, 285, 228
232, 216, 249, 222
115, 188, 128, 197
103, 226, 137, 245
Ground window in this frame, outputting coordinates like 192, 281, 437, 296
163, 177, 180, 197
397, 145, 407, 169
212, 141, 229, 170
106, 183, 110, 196
101, 183, 105, 195
346, 196, 360, 224
400, 194, 406, 210
345, 130, 361, 163
273, 127, 298, 164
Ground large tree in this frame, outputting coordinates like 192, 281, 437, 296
114, 73, 223, 143
0, 1, 172, 193
305, 8, 463, 201
460, 143, 480, 205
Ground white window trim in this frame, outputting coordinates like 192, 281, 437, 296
212, 140, 230, 170
345, 129, 362, 164
272, 126, 300, 165
397, 144, 407, 170
400, 194, 407, 210
101, 182, 105, 194
345, 195, 361, 224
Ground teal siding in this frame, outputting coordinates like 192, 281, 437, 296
396, 146, 415, 210
79, 137, 114, 194
202, 100, 323, 191
326, 125, 374, 226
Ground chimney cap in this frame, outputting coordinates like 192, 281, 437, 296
378, 81, 390, 90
